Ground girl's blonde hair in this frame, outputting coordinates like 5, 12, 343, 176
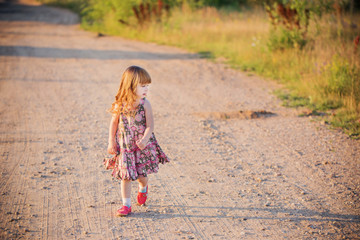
109, 66, 151, 115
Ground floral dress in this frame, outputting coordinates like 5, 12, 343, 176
103, 98, 169, 180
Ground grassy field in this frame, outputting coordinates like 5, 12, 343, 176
39, 1, 360, 138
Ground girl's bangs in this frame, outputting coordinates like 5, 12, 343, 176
138, 70, 151, 84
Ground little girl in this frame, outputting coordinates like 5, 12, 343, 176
104, 66, 169, 216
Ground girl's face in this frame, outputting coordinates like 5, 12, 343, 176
135, 84, 150, 98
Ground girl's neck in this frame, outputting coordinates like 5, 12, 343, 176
132, 97, 142, 108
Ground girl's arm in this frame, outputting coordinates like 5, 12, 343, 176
136, 99, 154, 150
107, 113, 120, 154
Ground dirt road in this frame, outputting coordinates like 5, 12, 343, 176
0, 1, 359, 239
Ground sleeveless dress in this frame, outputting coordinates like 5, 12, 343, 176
103, 98, 169, 181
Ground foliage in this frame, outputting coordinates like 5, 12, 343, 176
325, 55, 360, 101
267, 27, 307, 50
81, 0, 135, 25
264, 0, 335, 50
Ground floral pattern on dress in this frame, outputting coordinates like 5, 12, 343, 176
103, 98, 169, 180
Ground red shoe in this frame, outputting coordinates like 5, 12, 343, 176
116, 206, 131, 216
137, 186, 148, 206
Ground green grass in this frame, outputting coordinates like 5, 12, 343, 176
38, 0, 360, 138
38, 0, 84, 13
274, 89, 313, 108
329, 109, 360, 139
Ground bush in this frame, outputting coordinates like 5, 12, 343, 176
325, 55, 360, 106
267, 27, 307, 50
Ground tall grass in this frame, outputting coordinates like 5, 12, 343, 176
38, 0, 360, 138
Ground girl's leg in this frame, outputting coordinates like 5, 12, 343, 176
117, 180, 132, 216
137, 176, 148, 189
121, 180, 132, 206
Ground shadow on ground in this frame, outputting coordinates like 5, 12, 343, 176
0, 45, 198, 60
0, 0, 78, 25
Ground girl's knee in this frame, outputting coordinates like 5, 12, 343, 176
137, 176, 148, 184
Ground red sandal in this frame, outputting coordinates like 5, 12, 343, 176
137, 186, 148, 206
116, 206, 131, 216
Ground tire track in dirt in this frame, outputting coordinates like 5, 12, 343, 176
159, 175, 209, 240
218, 117, 359, 238
0, 111, 27, 196
0, 71, 35, 238
188, 115, 359, 238
246, 117, 358, 210
41, 186, 49, 239
158, 141, 239, 239
188, 119, 281, 239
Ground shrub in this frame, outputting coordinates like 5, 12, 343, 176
325, 55, 360, 107
267, 27, 307, 50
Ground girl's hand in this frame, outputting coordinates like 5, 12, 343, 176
136, 139, 147, 150
107, 141, 117, 155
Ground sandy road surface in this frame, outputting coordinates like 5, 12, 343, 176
0, 1, 359, 239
